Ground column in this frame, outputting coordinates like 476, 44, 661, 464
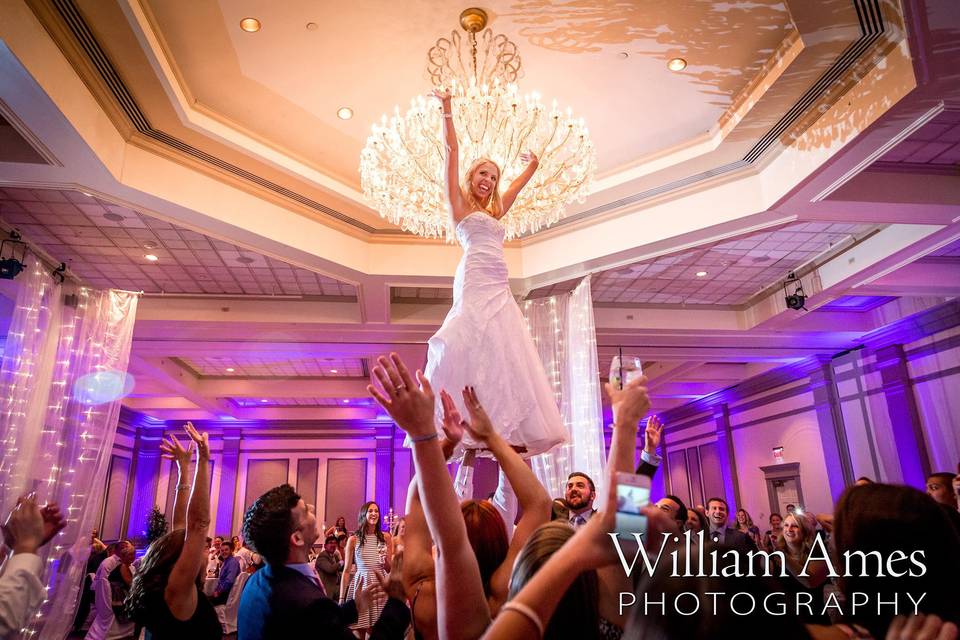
809, 361, 853, 502
215, 428, 242, 535
374, 424, 395, 513
873, 344, 930, 487
714, 403, 741, 507
125, 429, 163, 539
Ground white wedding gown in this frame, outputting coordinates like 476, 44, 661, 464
423, 211, 568, 461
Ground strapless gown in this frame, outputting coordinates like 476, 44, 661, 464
421, 211, 567, 460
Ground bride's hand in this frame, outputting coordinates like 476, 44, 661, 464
430, 87, 452, 103
520, 150, 539, 166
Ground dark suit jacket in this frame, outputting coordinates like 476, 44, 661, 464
238, 563, 409, 640
550, 453, 661, 523
709, 527, 757, 555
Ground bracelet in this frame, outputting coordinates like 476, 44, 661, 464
177, 484, 190, 490
501, 602, 544, 638
442, 113, 453, 119
410, 432, 439, 443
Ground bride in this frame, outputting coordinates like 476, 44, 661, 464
420, 87, 567, 503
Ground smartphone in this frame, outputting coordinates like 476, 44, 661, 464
610, 356, 643, 390
614, 471, 651, 537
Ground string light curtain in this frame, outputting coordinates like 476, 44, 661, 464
522, 277, 606, 499
0, 253, 139, 639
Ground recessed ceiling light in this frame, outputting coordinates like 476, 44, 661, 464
668, 57, 687, 71
225, 367, 235, 373
330, 369, 338, 373
337, 107, 353, 120
81, 191, 93, 197
342, 399, 349, 404
240, 17, 261, 32
260, 398, 269, 403
696, 271, 708, 277
104, 213, 124, 222
143, 241, 158, 250
306, 22, 318, 31
236, 256, 255, 264
144, 254, 159, 262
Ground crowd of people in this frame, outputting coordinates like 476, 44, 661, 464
1, 354, 959, 639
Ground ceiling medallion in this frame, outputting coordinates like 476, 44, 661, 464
360, 7, 596, 241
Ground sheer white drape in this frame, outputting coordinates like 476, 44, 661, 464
522, 277, 606, 500
0, 255, 138, 639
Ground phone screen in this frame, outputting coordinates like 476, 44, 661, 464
614, 472, 650, 537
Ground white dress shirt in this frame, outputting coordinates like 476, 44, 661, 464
0, 552, 44, 639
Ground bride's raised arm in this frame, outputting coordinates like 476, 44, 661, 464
500, 150, 538, 217
431, 88, 467, 224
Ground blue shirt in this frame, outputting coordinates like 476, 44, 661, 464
216, 555, 241, 595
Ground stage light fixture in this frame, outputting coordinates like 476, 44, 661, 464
52, 262, 67, 284
782, 272, 808, 311
0, 230, 27, 280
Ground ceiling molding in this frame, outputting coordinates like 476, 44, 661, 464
33, 0, 896, 239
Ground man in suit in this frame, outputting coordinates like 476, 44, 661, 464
551, 414, 663, 528
238, 484, 408, 640
705, 497, 757, 554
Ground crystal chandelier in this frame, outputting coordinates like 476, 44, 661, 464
360, 8, 596, 241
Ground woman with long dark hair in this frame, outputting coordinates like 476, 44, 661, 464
833, 483, 960, 638
125, 423, 219, 639
339, 501, 393, 640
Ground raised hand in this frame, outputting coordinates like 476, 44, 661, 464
374, 548, 406, 601
2, 495, 44, 554
430, 87, 452, 102
440, 389, 466, 445
886, 614, 958, 640
643, 414, 663, 455
368, 353, 436, 439
460, 386, 496, 442
183, 421, 210, 461
40, 503, 66, 546
356, 578, 385, 613
519, 150, 539, 166
604, 376, 650, 428
160, 433, 192, 469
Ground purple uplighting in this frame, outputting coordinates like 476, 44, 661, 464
817, 296, 897, 312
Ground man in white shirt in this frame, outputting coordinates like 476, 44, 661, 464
0, 495, 66, 639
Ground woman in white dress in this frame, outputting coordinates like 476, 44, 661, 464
423, 88, 567, 494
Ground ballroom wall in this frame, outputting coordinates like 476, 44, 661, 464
96, 301, 960, 542
658, 299, 960, 523
98, 418, 414, 541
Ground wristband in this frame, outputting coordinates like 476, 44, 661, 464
501, 602, 544, 638
410, 432, 439, 443
442, 113, 453, 119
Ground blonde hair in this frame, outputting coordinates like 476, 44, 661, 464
775, 513, 814, 558
461, 158, 503, 218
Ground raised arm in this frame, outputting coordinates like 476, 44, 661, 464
481, 469, 678, 640
431, 88, 467, 222
369, 353, 490, 639
164, 423, 211, 621
500, 151, 538, 216
159, 433, 193, 531
457, 387, 551, 605
604, 377, 652, 475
